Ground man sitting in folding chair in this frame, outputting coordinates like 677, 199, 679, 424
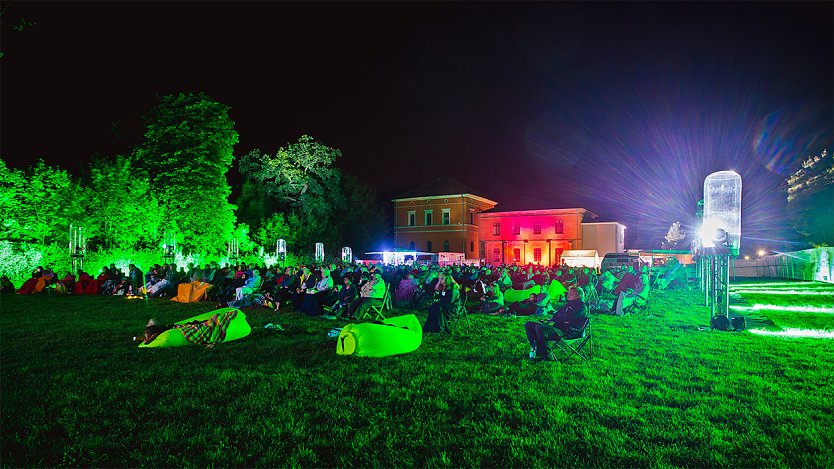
344, 272, 386, 321
523, 286, 588, 361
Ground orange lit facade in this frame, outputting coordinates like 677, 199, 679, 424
478, 209, 589, 266
392, 193, 497, 259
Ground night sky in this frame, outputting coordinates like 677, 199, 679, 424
2, 1, 831, 253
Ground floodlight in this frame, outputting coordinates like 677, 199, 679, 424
702, 171, 742, 255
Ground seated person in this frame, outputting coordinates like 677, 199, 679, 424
611, 271, 650, 315
1, 275, 17, 294
523, 286, 587, 360
55, 272, 76, 294
234, 269, 262, 301
479, 282, 505, 315
127, 264, 144, 295
508, 291, 553, 316
394, 273, 419, 308
344, 272, 386, 320
290, 268, 316, 310
423, 273, 462, 334
139, 310, 239, 348
324, 276, 358, 320
299, 269, 338, 316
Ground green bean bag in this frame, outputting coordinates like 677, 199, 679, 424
139, 308, 251, 348
504, 285, 541, 303
547, 280, 567, 300
336, 314, 422, 357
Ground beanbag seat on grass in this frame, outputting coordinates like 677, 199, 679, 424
503, 285, 541, 304
336, 314, 422, 357
139, 308, 251, 348
547, 280, 568, 300
171, 281, 213, 303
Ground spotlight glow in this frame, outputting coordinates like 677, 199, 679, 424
731, 304, 834, 314
731, 289, 834, 295
749, 328, 834, 339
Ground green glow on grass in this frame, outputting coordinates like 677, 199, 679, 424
749, 328, 834, 339
733, 289, 834, 296
730, 304, 834, 314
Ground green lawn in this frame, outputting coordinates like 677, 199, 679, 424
2, 280, 833, 467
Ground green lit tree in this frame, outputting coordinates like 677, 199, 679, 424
786, 149, 834, 246
336, 173, 388, 254
239, 135, 345, 249
0, 159, 83, 244
84, 155, 163, 250
132, 92, 238, 254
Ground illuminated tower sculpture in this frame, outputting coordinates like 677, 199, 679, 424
315, 243, 325, 263
276, 239, 287, 267
699, 171, 742, 327
341, 247, 353, 263
69, 224, 86, 273
228, 238, 240, 265
163, 231, 177, 265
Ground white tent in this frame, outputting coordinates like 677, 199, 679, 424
560, 249, 600, 269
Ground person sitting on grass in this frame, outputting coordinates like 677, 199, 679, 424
523, 286, 587, 360
423, 273, 462, 334
1, 275, 17, 294
479, 282, 505, 315
508, 291, 553, 317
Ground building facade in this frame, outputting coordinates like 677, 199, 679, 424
478, 208, 589, 266
392, 178, 497, 260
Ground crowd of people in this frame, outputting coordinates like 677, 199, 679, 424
4, 259, 653, 359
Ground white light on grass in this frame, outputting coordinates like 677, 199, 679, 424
731, 290, 834, 295
749, 328, 834, 339
731, 304, 834, 314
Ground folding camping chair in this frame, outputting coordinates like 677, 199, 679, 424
548, 317, 592, 361
448, 302, 471, 332
367, 282, 392, 322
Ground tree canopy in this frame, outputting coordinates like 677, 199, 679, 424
786, 149, 834, 246
132, 92, 239, 253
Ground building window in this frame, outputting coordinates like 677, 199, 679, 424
470, 241, 474, 252
493, 222, 500, 236
425, 210, 433, 226
426, 241, 433, 252
533, 224, 542, 235
407, 211, 416, 226
469, 210, 475, 225
513, 248, 521, 263
513, 223, 521, 235
555, 218, 564, 234
534, 248, 542, 262
409, 241, 415, 250
443, 240, 450, 251
492, 247, 501, 263
441, 208, 451, 225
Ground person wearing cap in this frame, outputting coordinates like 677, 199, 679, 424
235, 269, 262, 301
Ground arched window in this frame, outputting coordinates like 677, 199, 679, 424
443, 240, 450, 251
426, 241, 433, 252
409, 241, 415, 250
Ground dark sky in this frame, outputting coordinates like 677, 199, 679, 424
2, 1, 832, 253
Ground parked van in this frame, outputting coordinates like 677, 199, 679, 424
600, 253, 641, 273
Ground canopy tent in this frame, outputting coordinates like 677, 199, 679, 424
362, 250, 438, 266
560, 249, 600, 269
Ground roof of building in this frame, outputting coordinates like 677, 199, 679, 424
392, 177, 496, 203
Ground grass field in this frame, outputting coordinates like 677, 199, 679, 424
2, 279, 833, 467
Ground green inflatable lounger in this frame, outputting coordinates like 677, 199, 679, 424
139, 307, 251, 348
503, 285, 542, 304
336, 314, 422, 357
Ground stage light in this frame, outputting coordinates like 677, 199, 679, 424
757, 249, 766, 257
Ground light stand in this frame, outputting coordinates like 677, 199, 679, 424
69, 224, 86, 273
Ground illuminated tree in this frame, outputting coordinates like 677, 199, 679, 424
132, 92, 238, 254
239, 135, 345, 248
786, 149, 834, 246
663, 221, 686, 249
84, 155, 162, 249
0, 159, 83, 244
